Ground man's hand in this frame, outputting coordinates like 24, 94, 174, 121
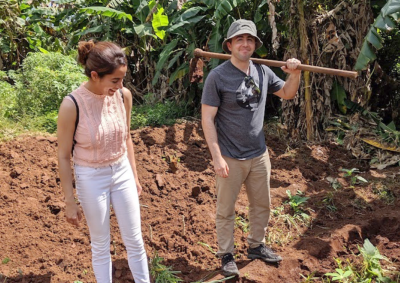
281, 58, 301, 75
213, 156, 229, 178
65, 201, 82, 227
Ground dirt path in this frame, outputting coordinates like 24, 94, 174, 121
0, 122, 399, 282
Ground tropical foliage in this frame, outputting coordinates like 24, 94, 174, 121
355, 0, 400, 71
0, 0, 399, 144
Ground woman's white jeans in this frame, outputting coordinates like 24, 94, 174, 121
74, 157, 150, 283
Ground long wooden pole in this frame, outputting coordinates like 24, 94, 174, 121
194, 48, 358, 79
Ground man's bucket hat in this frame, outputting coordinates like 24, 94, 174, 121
222, 19, 263, 54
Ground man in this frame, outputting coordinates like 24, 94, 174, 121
201, 19, 301, 277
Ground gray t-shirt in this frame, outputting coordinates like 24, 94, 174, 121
201, 60, 284, 160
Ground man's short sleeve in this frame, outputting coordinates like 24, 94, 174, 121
201, 70, 222, 107
263, 66, 285, 94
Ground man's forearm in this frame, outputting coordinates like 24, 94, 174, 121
281, 73, 301, 100
202, 119, 223, 160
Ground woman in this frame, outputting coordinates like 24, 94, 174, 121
57, 40, 150, 283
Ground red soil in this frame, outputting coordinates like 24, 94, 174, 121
0, 122, 399, 283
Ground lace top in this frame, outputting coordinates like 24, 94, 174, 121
64, 84, 128, 168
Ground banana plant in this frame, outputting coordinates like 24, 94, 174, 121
355, 0, 400, 71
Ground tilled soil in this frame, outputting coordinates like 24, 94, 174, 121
0, 122, 399, 283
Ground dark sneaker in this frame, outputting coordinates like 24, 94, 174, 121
247, 244, 282, 263
221, 253, 240, 277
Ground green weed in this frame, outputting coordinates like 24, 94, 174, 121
340, 168, 368, 187
197, 242, 217, 255
359, 239, 392, 281
372, 183, 395, 204
300, 271, 319, 283
1, 258, 10, 264
191, 273, 235, 283
267, 205, 309, 246
326, 176, 342, 190
131, 100, 194, 129
322, 192, 337, 212
286, 190, 310, 220
324, 239, 398, 282
235, 215, 249, 233
150, 251, 183, 283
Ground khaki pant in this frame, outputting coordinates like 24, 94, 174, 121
215, 150, 271, 256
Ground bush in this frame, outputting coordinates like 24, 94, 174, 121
8, 51, 86, 117
0, 79, 17, 119
131, 99, 194, 129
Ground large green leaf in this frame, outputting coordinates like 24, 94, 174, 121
177, 6, 207, 22
77, 25, 105, 36
152, 39, 179, 85
134, 23, 157, 38
355, 0, 400, 70
135, 0, 149, 23
331, 81, 347, 114
168, 15, 205, 33
208, 21, 223, 69
167, 50, 184, 69
366, 28, 383, 49
381, 0, 400, 17
202, 0, 218, 7
169, 62, 189, 85
214, 0, 236, 19
374, 14, 396, 29
150, 2, 169, 40
80, 6, 133, 21
254, 0, 268, 23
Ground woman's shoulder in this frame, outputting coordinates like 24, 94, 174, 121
120, 87, 132, 104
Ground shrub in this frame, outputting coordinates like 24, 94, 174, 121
131, 99, 194, 129
0, 80, 17, 118
8, 51, 86, 117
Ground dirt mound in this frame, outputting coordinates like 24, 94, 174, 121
0, 122, 399, 283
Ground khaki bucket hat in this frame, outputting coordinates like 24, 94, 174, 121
222, 19, 263, 53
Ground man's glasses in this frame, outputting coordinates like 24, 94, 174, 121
244, 76, 261, 96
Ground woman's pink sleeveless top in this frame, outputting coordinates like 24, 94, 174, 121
64, 84, 128, 168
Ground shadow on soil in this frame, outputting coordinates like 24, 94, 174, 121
0, 273, 52, 283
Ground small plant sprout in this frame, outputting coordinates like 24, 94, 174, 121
359, 238, 392, 281
300, 271, 318, 283
325, 268, 353, 282
340, 168, 368, 187
150, 251, 183, 283
326, 176, 341, 190
234, 215, 249, 233
1, 258, 10, 264
323, 192, 337, 212
324, 239, 396, 282
340, 168, 360, 177
191, 273, 235, 283
197, 242, 216, 255
286, 190, 310, 219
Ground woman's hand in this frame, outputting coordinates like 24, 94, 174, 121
65, 201, 83, 227
136, 179, 143, 196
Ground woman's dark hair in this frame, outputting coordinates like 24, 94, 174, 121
77, 40, 127, 78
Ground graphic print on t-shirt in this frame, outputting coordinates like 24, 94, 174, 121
236, 75, 261, 111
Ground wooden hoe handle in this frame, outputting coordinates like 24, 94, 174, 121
194, 48, 358, 79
